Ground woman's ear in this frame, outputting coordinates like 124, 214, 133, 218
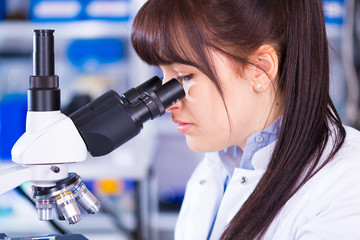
252, 45, 279, 92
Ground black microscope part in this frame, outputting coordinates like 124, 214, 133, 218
28, 30, 185, 156
33, 173, 80, 196
28, 29, 60, 111
122, 75, 162, 105
70, 78, 185, 157
33, 29, 55, 76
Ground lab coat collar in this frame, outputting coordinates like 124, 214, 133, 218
219, 117, 282, 174
251, 140, 277, 170
250, 120, 341, 171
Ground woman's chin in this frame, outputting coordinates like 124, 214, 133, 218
185, 136, 228, 153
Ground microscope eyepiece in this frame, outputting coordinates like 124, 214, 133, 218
153, 78, 185, 109
122, 76, 162, 105
29, 29, 60, 111
33, 29, 55, 76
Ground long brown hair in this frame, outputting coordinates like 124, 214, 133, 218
131, 0, 346, 239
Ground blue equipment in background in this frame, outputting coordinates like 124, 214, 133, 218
323, 0, 345, 25
323, 0, 348, 120
29, 0, 130, 22
67, 38, 125, 69
0, 233, 88, 240
29, 0, 84, 22
0, 94, 27, 161
83, 0, 130, 21
0, 0, 5, 20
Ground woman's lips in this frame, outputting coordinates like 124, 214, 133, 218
177, 123, 193, 134
173, 119, 193, 134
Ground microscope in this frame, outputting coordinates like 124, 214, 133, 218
0, 29, 184, 227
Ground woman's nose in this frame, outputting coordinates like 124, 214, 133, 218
165, 95, 183, 113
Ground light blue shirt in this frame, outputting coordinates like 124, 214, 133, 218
219, 117, 282, 176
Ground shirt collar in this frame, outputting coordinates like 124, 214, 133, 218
219, 117, 282, 175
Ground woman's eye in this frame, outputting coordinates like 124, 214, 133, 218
177, 74, 194, 82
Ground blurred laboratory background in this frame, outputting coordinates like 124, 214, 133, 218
0, 0, 359, 239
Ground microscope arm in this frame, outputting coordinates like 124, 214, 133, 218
0, 163, 69, 195
0, 161, 71, 196
0, 165, 32, 195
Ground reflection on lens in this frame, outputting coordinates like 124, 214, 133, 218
73, 182, 101, 214
36, 197, 54, 221
55, 190, 81, 224
55, 204, 66, 221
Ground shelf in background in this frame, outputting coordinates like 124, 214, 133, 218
0, 20, 132, 40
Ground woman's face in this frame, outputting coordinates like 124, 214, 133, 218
161, 51, 271, 152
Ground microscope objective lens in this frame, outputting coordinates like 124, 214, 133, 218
55, 191, 81, 224
73, 182, 101, 214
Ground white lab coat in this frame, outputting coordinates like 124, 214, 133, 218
175, 125, 360, 239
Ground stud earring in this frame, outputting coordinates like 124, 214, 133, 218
254, 83, 262, 91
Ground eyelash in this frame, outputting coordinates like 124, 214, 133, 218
177, 74, 194, 82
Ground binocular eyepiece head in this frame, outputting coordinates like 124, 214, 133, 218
70, 76, 185, 157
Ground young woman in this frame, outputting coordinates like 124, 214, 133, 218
131, 0, 360, 239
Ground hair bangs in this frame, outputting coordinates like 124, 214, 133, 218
131, 0, 211, 71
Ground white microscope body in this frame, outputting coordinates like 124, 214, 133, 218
0, 29, 185, 225
0, 29, 101, 224
0, 111, 91, 224
0, 110, 87, 194
0, 29, 86, 198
